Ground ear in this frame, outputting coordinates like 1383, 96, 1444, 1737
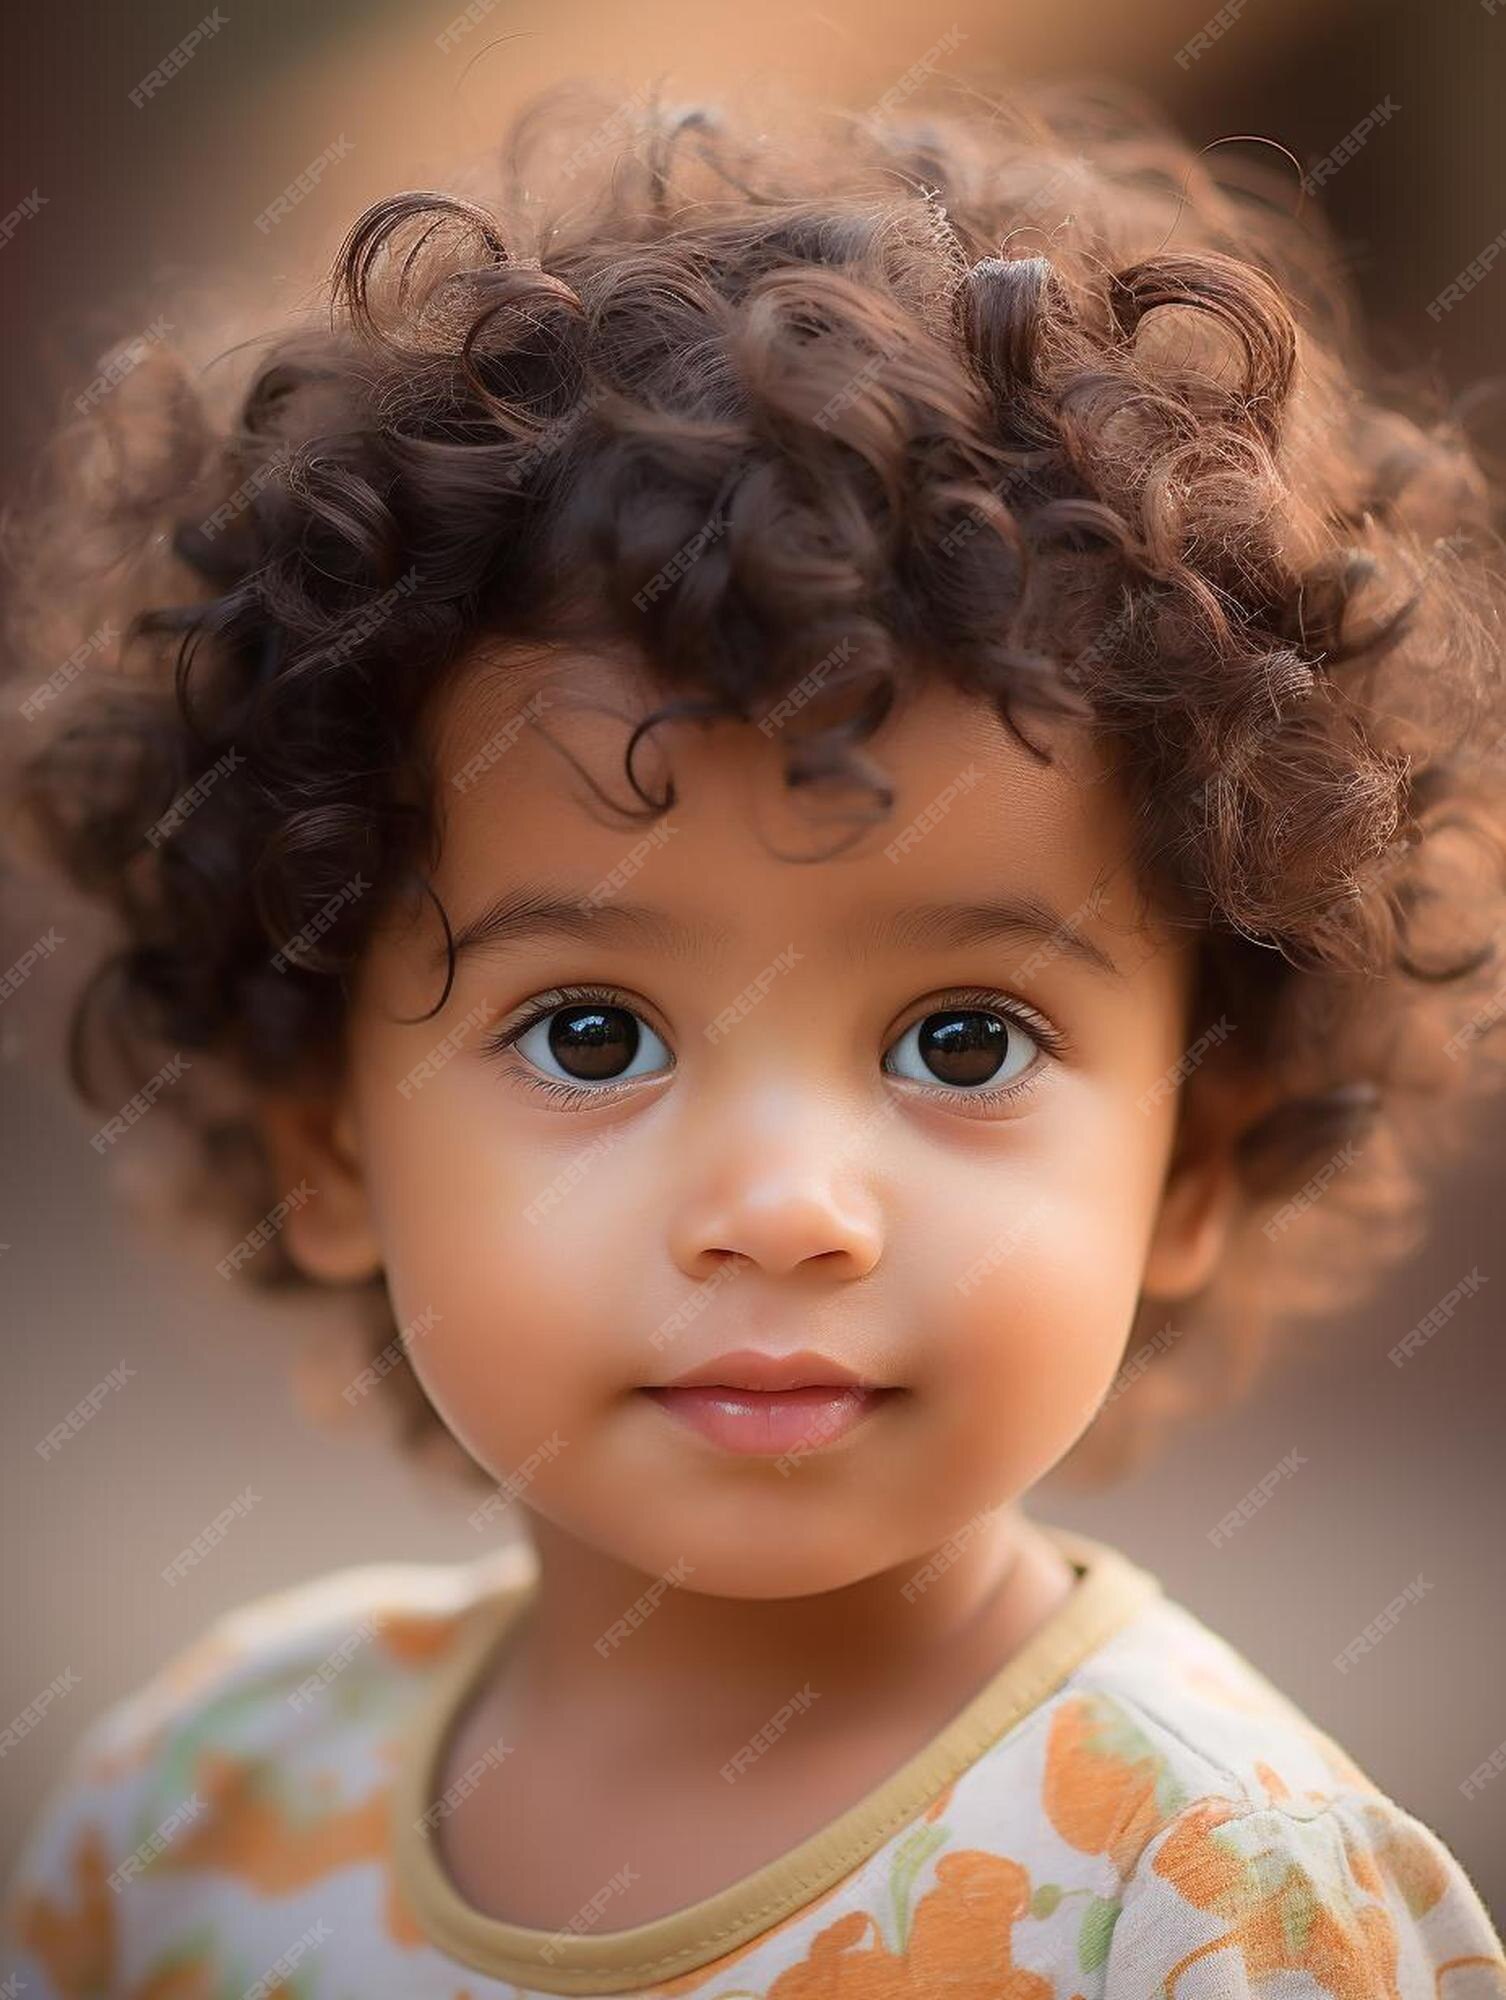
1140, 1065, 1264, 1304
257, 1087, 383, 1284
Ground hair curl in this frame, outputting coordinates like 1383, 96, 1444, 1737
7, 74, 1506, 1490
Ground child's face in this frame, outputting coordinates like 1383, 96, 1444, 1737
269, 648, 1235, 1596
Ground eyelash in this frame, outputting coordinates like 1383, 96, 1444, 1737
479, 982, 1072, 1114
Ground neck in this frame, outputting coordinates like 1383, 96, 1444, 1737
491, 1507, 1078, 1745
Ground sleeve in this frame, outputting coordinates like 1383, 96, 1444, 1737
0, 1707, 142, 1999
1100, 1790, 1506, 2000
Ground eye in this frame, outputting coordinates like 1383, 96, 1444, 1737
509, 994, 672, 1090
882, 1001, 1046, 1097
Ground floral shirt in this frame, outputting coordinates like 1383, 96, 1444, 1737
2, 1524, 1501, 1999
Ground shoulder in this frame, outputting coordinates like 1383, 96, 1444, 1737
0, 1543, 533, 1992
1099, 1790, 1505, 1998
1038, 1587, 1506, 1995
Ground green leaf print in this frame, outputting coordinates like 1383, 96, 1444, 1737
888, 1819, 950, 1951
1030, 1881, 1063, 1918
1082, 1698, 1188, 1823
1077, 1894, 1121, 1972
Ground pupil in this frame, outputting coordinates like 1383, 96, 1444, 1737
549, 1005, 638, 1080
919, 1010, 1007, 1086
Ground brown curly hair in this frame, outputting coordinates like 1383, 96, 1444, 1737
6, 73, 1506, 1491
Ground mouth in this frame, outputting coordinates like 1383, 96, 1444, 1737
637, 1383, 902, 1457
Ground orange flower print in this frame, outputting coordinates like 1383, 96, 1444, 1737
1043, 1694, 1186, 1877
8, 1824, 218, 2000
371, 1608, 470, 1667
763, 1850, 1053, 2000
10, 1821, 116, 1997
1151, 1798, 1409, 1998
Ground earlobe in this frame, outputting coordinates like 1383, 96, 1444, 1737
1140, 1144, 1238, 1303
257, 1088, 383, 1284
1139, 1063, 1260, 1303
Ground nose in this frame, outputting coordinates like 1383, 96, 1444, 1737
668, 1145, 884, 1282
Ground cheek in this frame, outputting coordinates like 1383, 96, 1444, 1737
913, 1093, 1168, 1451
352, 1062, 630, 1475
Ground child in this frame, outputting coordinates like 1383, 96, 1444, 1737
3, 70, 1505, 1998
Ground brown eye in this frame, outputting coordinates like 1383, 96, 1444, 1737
883, 1008, 1039, 1092
515, 1003, 671, 1086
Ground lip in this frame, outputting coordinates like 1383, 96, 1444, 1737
653, 1348, 879, 1393
639, 1383, 898, 1456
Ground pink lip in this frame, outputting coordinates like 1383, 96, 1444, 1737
639, 1383, 898, 1456
653, 1348, 880, 1393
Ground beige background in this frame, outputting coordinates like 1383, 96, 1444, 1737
2, 0, 1503, 1919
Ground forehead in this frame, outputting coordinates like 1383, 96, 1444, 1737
422, 644, 1158, 946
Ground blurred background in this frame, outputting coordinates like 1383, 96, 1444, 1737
3, 0, 1504, 1923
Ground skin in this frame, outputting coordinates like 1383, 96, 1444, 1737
260, 644, 1246, 1925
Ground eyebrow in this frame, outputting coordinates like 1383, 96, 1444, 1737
438, 886, 1125, 980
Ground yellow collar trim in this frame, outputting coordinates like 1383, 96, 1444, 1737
389, 1522, 1162, 1993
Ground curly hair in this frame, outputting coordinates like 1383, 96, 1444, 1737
6, 73, 1506, 1491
